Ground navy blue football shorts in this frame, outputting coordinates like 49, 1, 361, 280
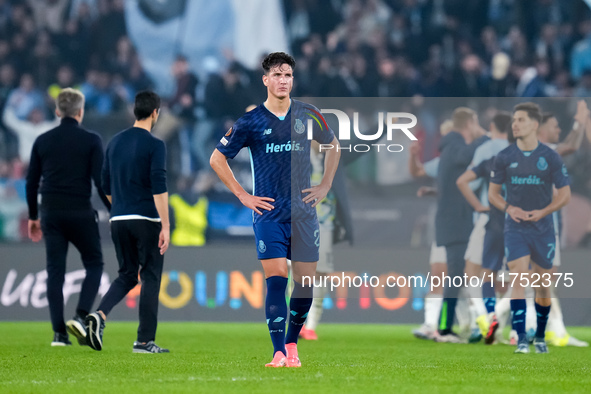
253, 220, 319, 262
504, 228, 555, 269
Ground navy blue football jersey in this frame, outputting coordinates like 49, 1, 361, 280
215, 99, 335, 223
491, 142, 569, 234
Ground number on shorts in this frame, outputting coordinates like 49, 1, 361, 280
547, 243, 555, 260
314, 229, 320, 247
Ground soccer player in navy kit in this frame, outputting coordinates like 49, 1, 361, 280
489, 102, 571, 354
210, 52, 340, 367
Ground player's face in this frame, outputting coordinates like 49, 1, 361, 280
263, 64, 293, 99
512, 110, 538, 140
542, 117, 561, 143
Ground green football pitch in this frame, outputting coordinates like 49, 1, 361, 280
0, 322, 589, 393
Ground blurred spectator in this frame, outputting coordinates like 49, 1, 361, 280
376, 57, 410, 97
89, 0, 126, 67
109, 36, 135, 79
2, 106, 58, 164
535, 23, 564, 78
0, 64, 16, 112
5, 74, 45, 121
28, 30, 59, 88
56, 18, 91, 77
574, 69, 591, 97
48, 65, 78, 101
169, 55, 199, 175
70, 0, 99, 21
571, 19, 591, 80
25, 0, 69, 35
80, 69, 116, 115
449, 54, 488, 97
512, 60, 550, 97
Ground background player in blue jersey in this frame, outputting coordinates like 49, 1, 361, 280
210, 52, 340, 367
489, 102, 571, 354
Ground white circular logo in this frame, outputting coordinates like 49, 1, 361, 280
258, 240, 266, 253
294, 119, 305, 134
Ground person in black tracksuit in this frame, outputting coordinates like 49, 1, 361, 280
26, 88, 111, 347
85, 91, 170, 354
435, 108, 488, 342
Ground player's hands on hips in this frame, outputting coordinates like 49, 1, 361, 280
506, 205, 529, 223
159, 227, 170, 255
302, 183, 330, 208
28, 219, 42, 242
239, 193, 274, 215
524, 209, 547, 222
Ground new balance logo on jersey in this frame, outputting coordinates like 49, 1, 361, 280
511, 175, 544, 185
265, 141, 303, 153
263, 128, 272, 135
510, 162, 518, 168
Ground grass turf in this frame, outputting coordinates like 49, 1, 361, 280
0, 322, 589, 393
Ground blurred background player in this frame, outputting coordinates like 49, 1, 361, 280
489, 102, 571, 354
456, 111, 513, 344
535, 103, 590, 347
434, 108, 488, 343
210, 52, 340, 367
26, 88, 110, 346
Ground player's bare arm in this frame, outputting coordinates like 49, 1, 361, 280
408, 142, 427, 178
525, 185, 571, 222
457, 169, 489, 213
210, 148, 275, 215
489, 182, 528, 223
302, 136, 340, 208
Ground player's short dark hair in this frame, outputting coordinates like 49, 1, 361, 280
513, 102, 542, 125
262, 52, 296, 74
542, 112, 556, 124
492, 111, 512, 134
134, 90, 160, 120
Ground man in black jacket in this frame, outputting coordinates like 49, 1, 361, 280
435, 107, 487, 343
26, 88, 111, 346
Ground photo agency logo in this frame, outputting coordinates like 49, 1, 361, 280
304, 106, 418, 152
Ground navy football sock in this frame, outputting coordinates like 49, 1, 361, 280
482, 281, 496, 314
265, 276, 288, 355
535, 302, 551, 340
511, 299, 527, 341
438, 298, 457, 333
285, 281, 313, 345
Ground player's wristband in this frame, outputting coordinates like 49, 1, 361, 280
504, 202, 510, 213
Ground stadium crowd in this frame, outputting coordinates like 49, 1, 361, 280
1, 0, 591, 242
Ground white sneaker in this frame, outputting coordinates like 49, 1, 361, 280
412, 324, 436, 340
434, 331, 467, 344
563, 334, 589, 347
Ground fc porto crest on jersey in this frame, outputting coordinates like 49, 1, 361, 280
537, 157, 548, 171
294, 119, 305, 134
258, 240, 266, 253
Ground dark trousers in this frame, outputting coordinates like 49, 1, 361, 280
443, 242, 468, 299
98, 220, 163, 343
438, 242, 468, 331
41, 210, 103, 334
